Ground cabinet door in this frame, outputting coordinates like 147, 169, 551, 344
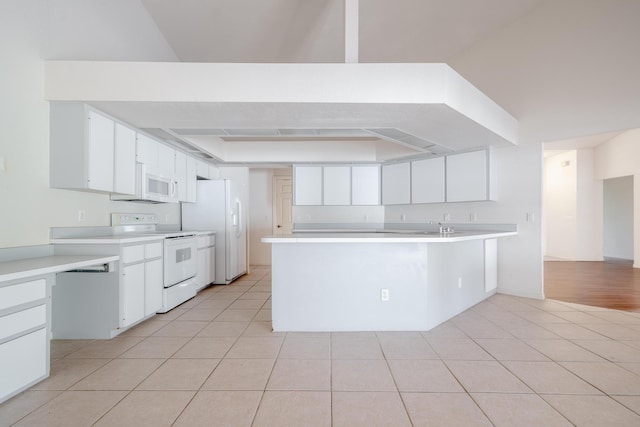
121, 263, 145, 328
186, 156, 197, 203
136, 133, 159, 165
352, 165, 380, 205
382, 162, 411, 205
411, 157, 445, 204
114, 123, 136, 195
158, 144, 175, 177
175, 151, 188, 202
196, 160, 210, 178
196, 248, 208, 290
209, 165, 220, 180
87, 111, 115, 192
144, 259, 163, 316
446, 150, 488, 202
323, 166, 351, 205
0, 328, 47, 403
207, 247, 216, 285
294, 166, 322, 205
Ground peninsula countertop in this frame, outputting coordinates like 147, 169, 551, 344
262, 229, 518, 244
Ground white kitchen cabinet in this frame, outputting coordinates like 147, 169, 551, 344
50, 103, 119, 193
446, 149, 494, 202
86, 111, 115, 192
114, 123, 136, 195
382, 162, 411, 205
121, 263, 145, 328
121, 241, 164, 327
0, 277, 49, 404
136, 133, 159, 165
196, 160, 210, 178
323, 166, 351, 205
196, 234, 215, 291
352, 165, 380, 205
411, 157, 445, 204
144, 258, 163, 316
209, 164, 220, 180
176, 152, 198, 203
186, 156, 197, 202
158, 143, 176, 177
294, 166, 323, 205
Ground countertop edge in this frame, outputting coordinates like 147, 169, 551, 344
0, 255, 119, 283
261, 231, 518, 243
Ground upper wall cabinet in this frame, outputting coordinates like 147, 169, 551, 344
411, 157, 445, 204
293, 165, 381, 206
50, 103, 135, 194
446, 149, 495, 202
294, 166, 323, 206
352, 165, 380, 205
323, 166, 351, 206
136, 133, 175, 177
175, 151, 197, 203
113, 124, 136, 195
382, 162, 411, 205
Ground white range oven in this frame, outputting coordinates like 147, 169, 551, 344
111, 214, 198, 312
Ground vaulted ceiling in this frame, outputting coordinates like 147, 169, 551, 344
139, 0, 545, 63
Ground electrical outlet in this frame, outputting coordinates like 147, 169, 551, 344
470, 212, 477, 222
400, 214, 406, 222
443, 213, 451, 222
78, 210, 86, 222
458, 277, 462, 288
380, 288, 389, 302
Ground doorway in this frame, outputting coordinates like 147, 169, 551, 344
543, 131, 639, 312
603, 175, 634, 261
273, 175, 293, 235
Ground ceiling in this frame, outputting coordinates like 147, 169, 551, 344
139, 0, 546, 63
64, 1, 553, 165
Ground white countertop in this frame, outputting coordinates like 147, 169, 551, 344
262, 230, 518, 243
51, 235, 166, 245
0, 254, 120, 283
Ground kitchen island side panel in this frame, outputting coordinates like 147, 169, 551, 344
271, 242, 429, 331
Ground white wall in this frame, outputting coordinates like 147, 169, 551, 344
0, 1, 179, 249
544, 151, 578, 260
575, 149, 603, 261
543, 149, 603, 261
595, 129, 640, 267
447, 0, 640, 298
603, 176, 634, 260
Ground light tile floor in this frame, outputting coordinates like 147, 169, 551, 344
3, 265, 640, 426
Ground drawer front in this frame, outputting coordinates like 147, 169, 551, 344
0, 304, 46, 341
197, 234, 215, 248
145, 242, 163, 259
0, 328, 47, 403
0, 279, 46, 311
197, 235, 208, 249
122, 245, 145, 264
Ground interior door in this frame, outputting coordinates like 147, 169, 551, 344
273, 176, 293, 235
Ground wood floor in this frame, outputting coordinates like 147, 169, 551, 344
544, 260, 640, 313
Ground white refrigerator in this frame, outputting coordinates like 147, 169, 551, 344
181, 180, 247, 284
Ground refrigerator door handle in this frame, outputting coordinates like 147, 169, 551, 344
236, 200, 243, 237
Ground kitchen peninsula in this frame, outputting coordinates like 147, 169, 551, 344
262, 226, 517, 332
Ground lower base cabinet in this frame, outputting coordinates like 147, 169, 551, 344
0, 277, 50, 404
0, 328, 47, 402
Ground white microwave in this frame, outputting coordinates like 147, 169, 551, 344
112, 164, 178, 203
